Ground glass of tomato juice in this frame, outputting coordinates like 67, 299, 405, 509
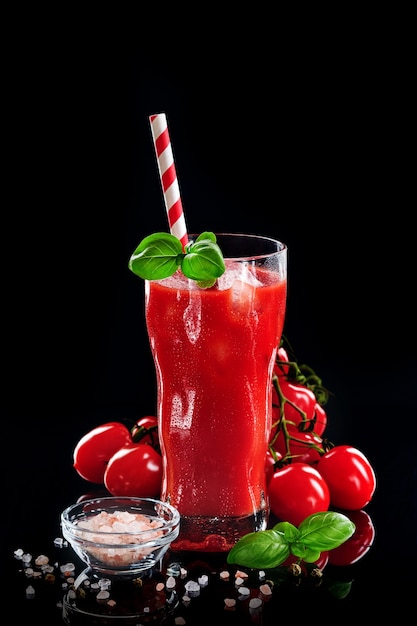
144, 233, 287, 551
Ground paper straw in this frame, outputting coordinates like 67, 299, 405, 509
149, 113, 188, 249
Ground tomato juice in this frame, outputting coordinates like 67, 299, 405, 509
145, 235, 287, 550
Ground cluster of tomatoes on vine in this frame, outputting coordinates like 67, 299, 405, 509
72, 336, 377, 568
265, 337, 376, 528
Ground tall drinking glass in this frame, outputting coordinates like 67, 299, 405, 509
144, 234, 287, 552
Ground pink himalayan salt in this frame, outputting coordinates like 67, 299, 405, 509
75, 510, 164, 567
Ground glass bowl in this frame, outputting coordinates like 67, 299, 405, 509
61, 496, 180, 578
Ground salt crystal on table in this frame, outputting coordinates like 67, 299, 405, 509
25, 585, 35, 598
166, 576, 176, 589
249, 597, 263, 609
184, 580, 200, 596
238, 586, 250, 596
35, 554, 49, 566
259, 583, 272, 596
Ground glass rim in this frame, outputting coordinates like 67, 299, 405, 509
188, 232, 287, 261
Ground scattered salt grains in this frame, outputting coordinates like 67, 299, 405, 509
14, 548, 24, 559
235, 569, 248, 579
197, 574, 208, 587
96, 590, 110, 602
219, 570, 230, 580
259, 583, 273, 596
235, 576, 245, 586
237, 586, 250, 597
174, 617, 186, 625
249, 597, 263, 609
60, 562, 76, 576
166, 576, 176, 589
156, 582, 165, 592
224, 598, 236, 608
35, 554, 49, 566
25, 585, 36, 599
184, 580, 200, 597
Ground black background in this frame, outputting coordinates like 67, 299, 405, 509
3, 9, 416, 623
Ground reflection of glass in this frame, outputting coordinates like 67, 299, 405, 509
145, 234, 287, 551
62, 567, 178, 624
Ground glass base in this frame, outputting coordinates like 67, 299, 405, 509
62, 566, 178, 624
170, 509, 268, 552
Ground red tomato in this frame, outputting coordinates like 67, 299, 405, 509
272, 426, 324, 464
328, 509, 375, 566
104, 443, 163, 498
317, 445, 376, 510
131, 415, 159, 447
265, 449, 282, 485
268, 462, 330, 526
270, 380, 317, 442
311, 402, 327, 437
73, 422, 132, 484
273, 346, 291, 377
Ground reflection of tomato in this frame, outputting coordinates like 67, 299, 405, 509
317, 445, 377, 510
268, 463, 330, 526
328, 509, 375, 566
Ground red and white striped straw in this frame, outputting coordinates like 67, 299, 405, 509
149, 113, 188, 250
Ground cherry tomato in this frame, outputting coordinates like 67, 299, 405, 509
317, 445, 376, 510
131, 415, 159, 447
265, 449, 282, 485
104, 443, 163, 497
328, 509, 375, 566
311, 402, 327, 437
272, 427, 324, 464
273, 346, 290, 377
73, 422, 132, 484
270, 380, 317, 442
268, 462, 330, 526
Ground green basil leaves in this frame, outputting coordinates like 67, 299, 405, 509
128, 231, 225, 287
227, 511, 356, 569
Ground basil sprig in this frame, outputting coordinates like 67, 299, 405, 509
128, 231, 226, 288
227, 511, 355, 569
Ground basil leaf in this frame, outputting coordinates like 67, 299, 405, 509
272, 521, 299, 542
291, 543, 321, 563
227, 529, 290, 569
128, 232, 183, 280
326, 579, 354, 600
181, 238, 226, 281
298, 511, 356, 552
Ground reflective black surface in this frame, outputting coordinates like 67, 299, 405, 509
4, 17, 416, 624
